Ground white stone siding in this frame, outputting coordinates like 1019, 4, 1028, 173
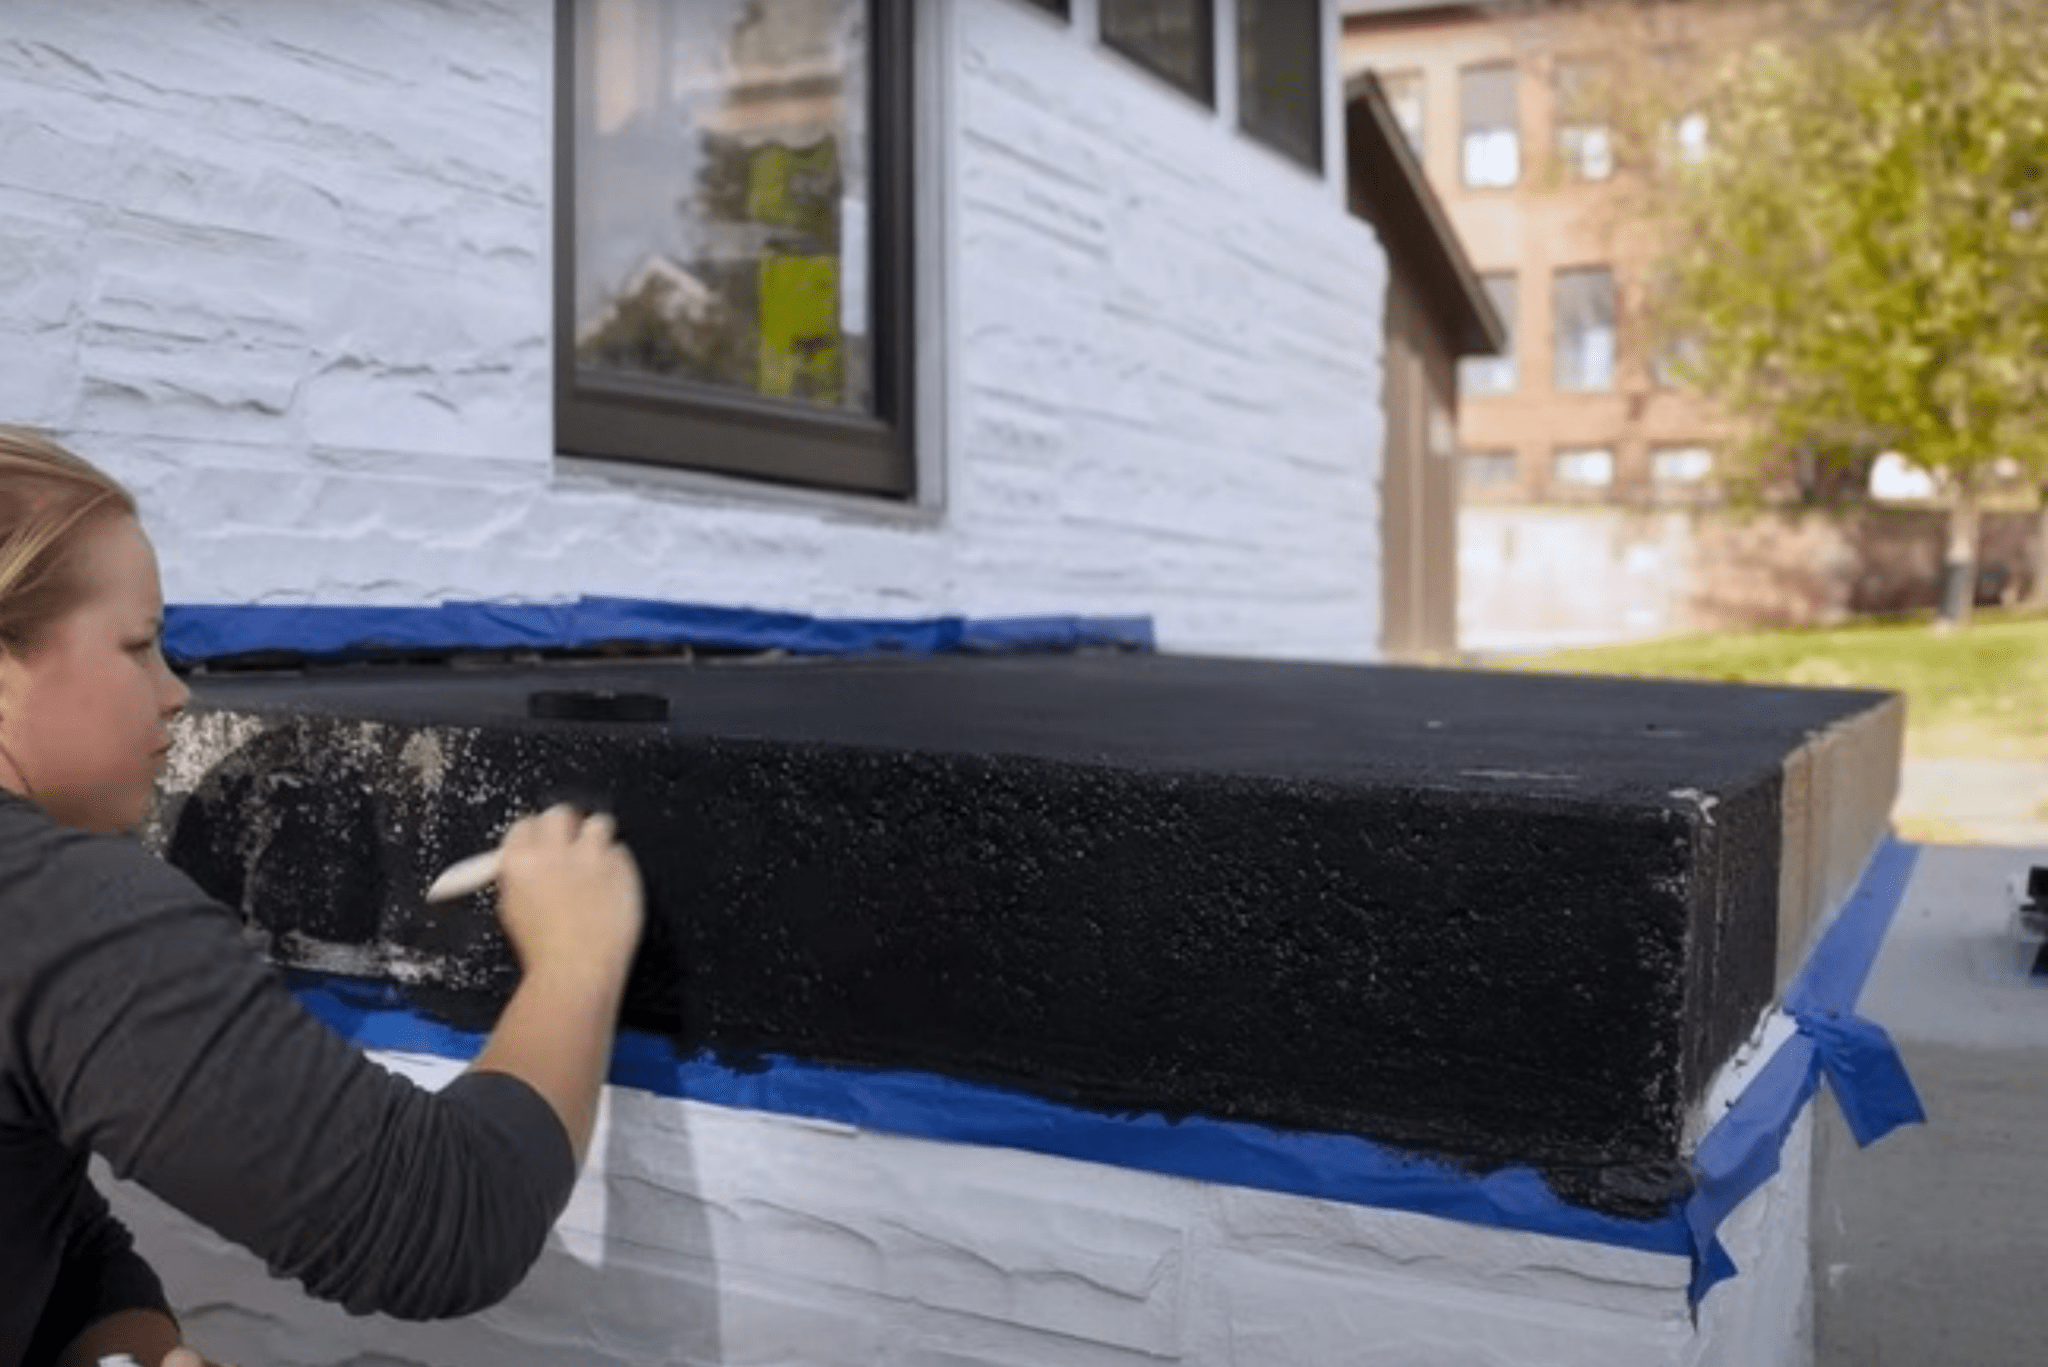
105, 1055, 1812, 1367
0, 0, 1386, 662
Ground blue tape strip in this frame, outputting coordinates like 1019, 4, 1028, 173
289, 970, 1690, 1259
1681, 837, 1925, 1302
283, 840, 1924, 1295
162, 599, 1155, 666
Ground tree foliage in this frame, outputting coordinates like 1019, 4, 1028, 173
1649, 0, 2048, 511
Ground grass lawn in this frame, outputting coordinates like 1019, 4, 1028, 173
1501, 607, 2048, 760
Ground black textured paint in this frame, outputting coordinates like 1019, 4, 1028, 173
160, 654, 1888, 1215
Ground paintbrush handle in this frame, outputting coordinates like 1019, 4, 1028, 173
424, 850, 502, 904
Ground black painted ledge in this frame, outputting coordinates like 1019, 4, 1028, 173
150, 653, 1902, 1216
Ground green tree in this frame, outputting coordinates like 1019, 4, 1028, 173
1646, 0, 2048, 624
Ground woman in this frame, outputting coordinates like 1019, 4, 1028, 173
0, 427, 645, 1367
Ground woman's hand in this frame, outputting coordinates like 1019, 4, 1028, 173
493, 805, 644, 987
468, 803, 646, 1165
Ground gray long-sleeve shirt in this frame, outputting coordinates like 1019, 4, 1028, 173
0, 790, 576, 1367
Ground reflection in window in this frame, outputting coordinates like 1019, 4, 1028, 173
571, 0, 873, 415
1462, 449, 1519, 487
1459, 272, 1519, 396
1553, 266, 1616, 392
1552, 446, 1614, 488
1238, 0, 1323, 169
1460, 63, 1519, 187
1379, 69, 1425, 161
1102, 0, 1215, 104
1553, 59, 1612, 182
1651, 445, 1714, 484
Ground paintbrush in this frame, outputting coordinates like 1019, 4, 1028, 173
424, 849, 501, 904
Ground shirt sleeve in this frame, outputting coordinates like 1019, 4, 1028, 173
24, 1178, 172, 1367
23, 839, 578, 1320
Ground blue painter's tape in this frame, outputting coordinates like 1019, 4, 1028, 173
1682, 837, 1925, 1302
284, 840, 1923, 1297
289, 970, 1691, 1259
161, 600, 1154, 666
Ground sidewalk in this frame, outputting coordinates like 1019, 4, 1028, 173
1895, 757, 2048, 847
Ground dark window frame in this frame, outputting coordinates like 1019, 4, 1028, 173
1100, 0, 1217, 107
1237, 0, 1324, 170
553, 0, 919, 499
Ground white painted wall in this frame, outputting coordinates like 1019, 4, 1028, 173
105, 1054, 1814, 1367
0, 0, 1386, 663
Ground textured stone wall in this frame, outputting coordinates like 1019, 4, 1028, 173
103, 1081, 1816, 1367
0, 0, 1386, 662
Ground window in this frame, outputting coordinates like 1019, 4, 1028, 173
1667, 111, 1709, 165
1553, 266, 1616, 392
1459, 272, 1519, 396
1238, 0, 1323, 169
1018, 0, 1070, 14
1552, 59, 1612, 182
1459, 63, 1519, 188
1652, 48, 1709, 168
1651, 332, 1701, 389
1101, 0, 1215, 105
1462, 449, 1519, 488
1651, 445, 1714, 485
1552, 446, 1614, 489
556, 0, 917, 497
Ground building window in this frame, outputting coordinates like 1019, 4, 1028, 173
1552, 446, 1614, 489
1380, 69, 1425, 161
1552, 59, 1612, 182
1667, 111, 1710, 165
1462, 449, 1519, 488
1459, 63, 1519, 188
1238, 0, 1323, 169
1459, 272, 1519, 396
1553, 266, 1616, 392
1018, 0, 1071, 15
1101, 0, 1215, 105
1651, 445, 1714, 485
556, 0, 916, 497
1651, 332, 1701, 389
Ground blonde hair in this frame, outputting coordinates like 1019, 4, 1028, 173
0, 427, 138, 654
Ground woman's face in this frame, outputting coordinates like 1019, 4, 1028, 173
0, 515, 190, 833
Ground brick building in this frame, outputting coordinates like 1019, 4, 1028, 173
1341, 0, 1736, 508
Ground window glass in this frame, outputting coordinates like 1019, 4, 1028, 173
1552, 59, 1612, 182
1651, 445, 1714, 484
1552, 446, 1614, 488
1462, 449, 1519, 487
1380, 69, 1426, 161
1459, 272, 1519, 396
572, 0, 873, 415
1238, 0, 1323, 169
1553, 266, 1616, 392
1459, 63, 1519, 187
1101, 0, 1215, 104
1670, 111, 1710, 164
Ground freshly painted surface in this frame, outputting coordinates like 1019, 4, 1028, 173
156, 655, 1899, 1211
0, 0, 1385, 662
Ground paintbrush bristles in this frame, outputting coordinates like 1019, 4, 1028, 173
424, 850, 501, 904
